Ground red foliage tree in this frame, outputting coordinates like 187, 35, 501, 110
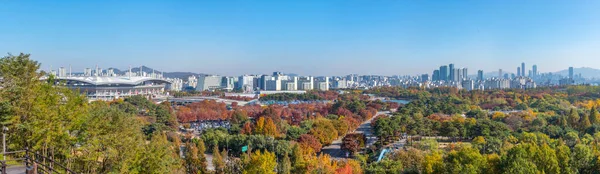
298, 134, 323, 153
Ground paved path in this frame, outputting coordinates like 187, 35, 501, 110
321, 111, 389, 159
4, 165, 26, 174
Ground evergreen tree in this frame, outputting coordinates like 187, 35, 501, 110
590, 107, 600, 125
579, 113, 592, 130
568, 108, 580, 128
278, 153, 292, 174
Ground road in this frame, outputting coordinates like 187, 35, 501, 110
320, 111, 389, 159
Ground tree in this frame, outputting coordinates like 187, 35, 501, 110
298, 134, 322, 154
568, 108, 580, 128
309, 118, 338, 146
241, 122, 253, 135
184, 143, 202, 174
444, 146, 486, 174
555, 144, 574, 174
500, 145, 538, 174
0, 53, 42, 147
579, 113, 592, 130
134, 133, 182, 174
213, 146, 225, 174
341, 133, 366, 155
291, 144, 307, 174
263, 117, 279, 137
590, 107, 600, 125
365, 160, 404, 174
278, 153, 292, 174
285, 126, 307, 140
422, 151, 444, 174
244, 150, 277, 174
534, 143, 560, 174
571, 144, 594, 173
196, 139, 209, 173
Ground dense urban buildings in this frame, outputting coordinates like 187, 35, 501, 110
46, 62, 595, 101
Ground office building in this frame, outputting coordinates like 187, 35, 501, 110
238, 75, 256, 92
532, 65, 537, 78
517, 67, 521, 76
196, 75, 223, 91
477, 70, 484, 81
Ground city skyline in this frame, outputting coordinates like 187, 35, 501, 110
3, 1, 600, 75
45, 63, 594, 78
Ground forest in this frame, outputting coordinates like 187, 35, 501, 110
3, 53, 600, 174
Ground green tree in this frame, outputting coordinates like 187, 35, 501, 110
444, 146, 487, 174
568, 108, 579, 128
501, 145, 538, 174
555, 144, 574, 174
571, 144, 594, 173
134, 133, 182, 174
364, 159, 404, 174
534, 143, 560, 174
579, 113, 592, 130
278, 153, 292, 174
590, 107, 599, 125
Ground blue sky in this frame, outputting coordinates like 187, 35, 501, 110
1, 0, 600, 76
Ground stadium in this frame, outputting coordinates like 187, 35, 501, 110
54, 76, 170, 101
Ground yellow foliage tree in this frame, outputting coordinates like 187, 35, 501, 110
244, 150, 277, 174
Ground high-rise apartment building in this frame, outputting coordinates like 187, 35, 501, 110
521, 62, 525, 77
449, 64, 455, 81
569, 67, 574, 79
421, 74, 429, 82
58, 67, 66, 77
440, 66, 448, 81
433, 70, 440, 81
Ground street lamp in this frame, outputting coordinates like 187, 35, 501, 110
2, 127, 8, 161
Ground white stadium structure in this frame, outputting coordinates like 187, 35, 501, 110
54, 76, 170, 101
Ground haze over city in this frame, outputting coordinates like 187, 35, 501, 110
2, 0, 600, 76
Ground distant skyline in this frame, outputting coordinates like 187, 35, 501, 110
2, 0, 600, 76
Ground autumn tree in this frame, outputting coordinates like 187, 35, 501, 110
341, 133, 366, 155
244, 150, 277, 174
298, 134, 323, 154
309, 118, 339, 146
213, 146, 225, 174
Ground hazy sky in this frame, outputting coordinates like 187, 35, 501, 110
1, 0, 600, 76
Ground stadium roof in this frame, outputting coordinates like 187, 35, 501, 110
52, 76, 170, 86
